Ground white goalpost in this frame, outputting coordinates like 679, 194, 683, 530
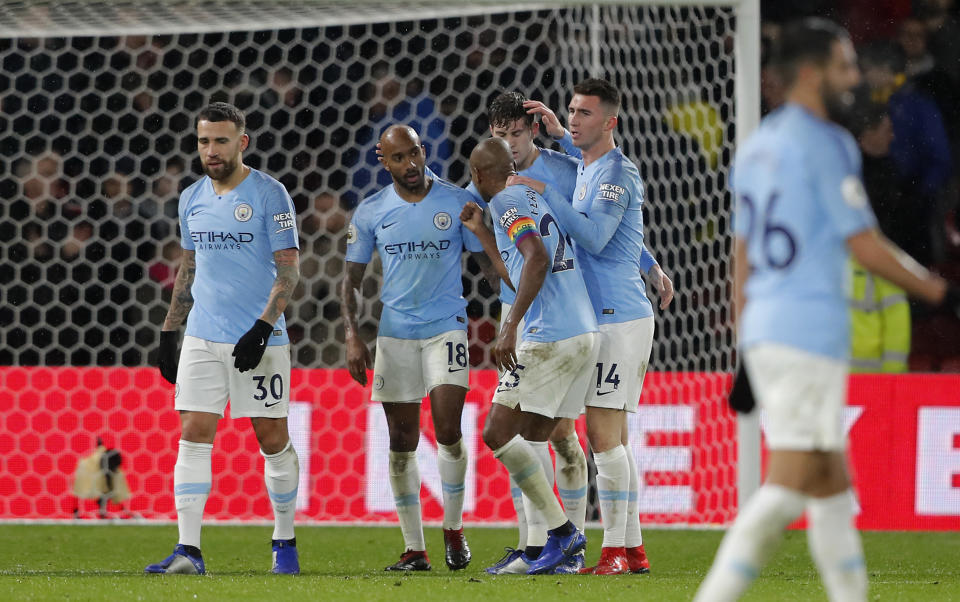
0, 0, 760, 522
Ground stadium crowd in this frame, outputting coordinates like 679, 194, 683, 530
2, 0, 959, 372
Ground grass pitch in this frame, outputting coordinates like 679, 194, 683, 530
1, 525, 958, 601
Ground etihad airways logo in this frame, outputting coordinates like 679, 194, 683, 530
191, 231, 254, 251
384, 239, 451, 260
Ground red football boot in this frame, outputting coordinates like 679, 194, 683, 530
578, 546, 629, 575
626, 545, 651, 574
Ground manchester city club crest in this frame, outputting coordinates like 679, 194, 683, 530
433, 211, 452, 230
578, 184, 587, 200
234, 202, 253, 222
374, 374, 384, 390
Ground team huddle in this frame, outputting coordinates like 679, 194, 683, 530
145, 16, 959, 601
343, 78, 674, 575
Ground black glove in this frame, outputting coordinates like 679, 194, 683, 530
727, 363, 756, 414
232, 319, 274, 372
157, 330, 179, 385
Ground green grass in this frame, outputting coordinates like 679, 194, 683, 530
1, 525, 958, 601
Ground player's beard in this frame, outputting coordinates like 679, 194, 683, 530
202, 156, 238, 181
822, 83, 855, 126
394, 167, 425, 193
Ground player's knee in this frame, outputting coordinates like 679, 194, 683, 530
388, 430, 418, 452
434, 424, 462, 447
482, 419, 509, 451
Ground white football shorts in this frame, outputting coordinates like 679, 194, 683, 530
492, 331, 599, 419
585, 317, 655, 412
175, 335, 291, 419
371, 329, 470, 402
744, 342, 849, 452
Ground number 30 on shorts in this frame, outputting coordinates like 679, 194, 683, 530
252, 374, 284, 401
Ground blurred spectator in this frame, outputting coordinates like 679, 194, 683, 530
60, 220, 94, 262
847, 101, 912, 373
897, 17, 936, 77
916, 0, 960, 82
860, 42, 952, 264
148, 240, 182, 293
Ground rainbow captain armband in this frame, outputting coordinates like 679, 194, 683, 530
507, 216, 538, 246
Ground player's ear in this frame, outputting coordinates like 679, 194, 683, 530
239, 133, 250, 152
530, 122, 540, 137
604, 115, 618, 133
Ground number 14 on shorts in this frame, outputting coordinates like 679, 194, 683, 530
596, 362, 620, 395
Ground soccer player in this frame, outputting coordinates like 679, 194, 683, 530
694, 19, 959, 601
514, 79, 673, 575
341, 125, 499, 572
146, 102, 301, 575
467, 92, 591, 575
463, 136, 596, 575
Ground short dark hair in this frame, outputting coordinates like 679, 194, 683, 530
774, 18, 850, 85
573, 78, 620, 113
488, 91, 533, 129
196, 101, 245, 132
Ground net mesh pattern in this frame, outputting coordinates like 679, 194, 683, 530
1, 5, 736, 373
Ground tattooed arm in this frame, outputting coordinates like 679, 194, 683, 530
260, 247, 301, 325
162, 249, 196, 330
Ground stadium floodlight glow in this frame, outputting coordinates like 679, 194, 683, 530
0, 0, 760, 521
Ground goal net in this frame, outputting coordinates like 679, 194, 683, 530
0, 0, 756, 525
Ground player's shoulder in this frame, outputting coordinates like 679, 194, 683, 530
431, 176, 474, 205
766, 104, 858, 166
178, 177, 207, 209
596, 148, 642, 189
246, 168, 291, 200
539, 147, 579, 173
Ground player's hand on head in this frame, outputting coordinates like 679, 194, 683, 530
523, 100, 565, 139
345, 335, 373, 387
459, 202, 484, 232
157, 330, 180, 384
232, 319, 273, 373
375, 142, 384, 164
506, 175, 545, 195
651, 265, 675, 310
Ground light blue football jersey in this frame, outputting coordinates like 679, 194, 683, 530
489, 185, 597, 342
734, 103, 877, 359
346, 177, 484, 339
179, 168, 299, 345
559, 148, 653, 325
465, 147, 580, 306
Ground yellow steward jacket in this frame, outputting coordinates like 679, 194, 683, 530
849, 259, 910, 372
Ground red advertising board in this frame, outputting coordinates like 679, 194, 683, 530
0, 367, 957, 530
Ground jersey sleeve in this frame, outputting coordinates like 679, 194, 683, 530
493, 188, 540, 249
179, 189, 195, 251
541, 181, 621, 254
639, 244, 657, 273
556, 130, 583, 160
810, 132, 877, 239
344, 203, 375, 264
264, 182, 300, 252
